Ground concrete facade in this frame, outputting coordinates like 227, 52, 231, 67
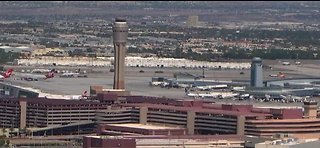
237, 115, 245, 135
2, 94, 320, 139
83, 135, 245, 148
19, 101, 27, 129
139, 107, 148, 125
98, 123, 187, 136
187, 110, 195, 135
303, 101, 318, 119
83, 136, 136, 148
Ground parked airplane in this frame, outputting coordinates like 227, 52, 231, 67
269, 72, 285, 78
0, 68, 13, 79
31, 69, 51, 74
17, 69, 55, 81
295, 61, 301, 65
187, 92, 216, 98
195, 84, 228, 91
186, 92, 238, 99
60, 72, 80, 78
60, 69, 87, 78
232, 86, 245, 91
239, 93, 251, 100
282, 62, 290, 66
149, 77, 166, 86
269, 74, 278, 77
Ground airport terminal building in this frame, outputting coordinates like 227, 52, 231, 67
1, 93, 320, 140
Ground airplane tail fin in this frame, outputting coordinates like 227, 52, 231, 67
45, 69, 55, 78
3, 68, 13, 78
278, 72, 285, 78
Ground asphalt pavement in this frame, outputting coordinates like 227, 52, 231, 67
4, 61, 320, 107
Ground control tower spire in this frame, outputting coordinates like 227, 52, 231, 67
112, 18, 128, 89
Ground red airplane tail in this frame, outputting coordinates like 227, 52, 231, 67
45, 69, 55, 79
82, 90, 88, 99
2, 68, 13, 78
278, 72, 285, 78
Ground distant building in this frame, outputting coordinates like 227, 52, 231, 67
31, 48, 66, 57
187, 15, 199, 28
250, 57, 263, 87
0, 45, 33, 53
17, 56, 251, 69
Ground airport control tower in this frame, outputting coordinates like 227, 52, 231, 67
112, 18, 129, 89
250, 57, 263, 87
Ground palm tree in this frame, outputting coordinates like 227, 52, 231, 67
1, 128, 7, 137
9, 128, 14, 138
5, 139, 10, 146
0, 138, 5, 147
18, 128, 23, 138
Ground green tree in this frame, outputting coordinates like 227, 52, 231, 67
0, 139, 5, 147
1, 128, 7, 137
9, 128, 14, 138
0, 49, 20, 64
86, 48, 93, 53
5, 139, 9, 147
